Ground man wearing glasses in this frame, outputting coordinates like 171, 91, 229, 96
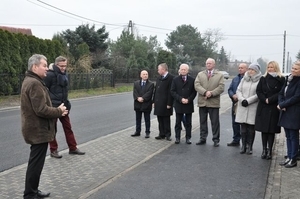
44, 56, 85, 158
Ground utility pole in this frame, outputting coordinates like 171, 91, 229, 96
282, 30, 286, 73
286, 51, 289, 73
128, 20, 133, 35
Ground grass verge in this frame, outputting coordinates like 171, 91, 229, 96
0, 84, 133, 109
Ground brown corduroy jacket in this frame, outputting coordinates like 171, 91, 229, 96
21, 71, 63, 145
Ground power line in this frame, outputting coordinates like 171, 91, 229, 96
224, 34, 282, 37
30, 0, 124, 27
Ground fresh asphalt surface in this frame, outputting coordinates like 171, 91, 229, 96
0, 80, 273, 198
0, 80, 230, 172
87, 109, 270, 199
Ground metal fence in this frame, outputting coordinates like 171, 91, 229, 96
0, 67, 202, 95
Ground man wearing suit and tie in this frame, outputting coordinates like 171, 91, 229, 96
153, 63, 174, 141
171, 64, 197, 144
131, 70, 154, 138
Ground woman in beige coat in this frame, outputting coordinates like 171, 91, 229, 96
235, 63, 262, 154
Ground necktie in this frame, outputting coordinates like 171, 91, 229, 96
182, 76, 186, 82
142, 81, 145, 87
208, 71, 212, 79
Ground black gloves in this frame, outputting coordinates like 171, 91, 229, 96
242, 100, 248, 107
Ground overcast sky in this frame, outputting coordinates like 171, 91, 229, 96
1, 0, 299, 71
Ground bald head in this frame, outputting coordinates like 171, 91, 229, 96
140, 70, 149, 81
238, 63, 248, 75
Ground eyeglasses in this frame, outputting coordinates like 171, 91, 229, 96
57, 65, 67, 68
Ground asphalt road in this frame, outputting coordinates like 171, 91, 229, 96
0, 79, 231, 172
87, 108, 270, 199
0, 92, 136, 172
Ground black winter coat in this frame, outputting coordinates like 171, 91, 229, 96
44, 65, 70, 109
278, 76, 300, 130
171, 75, 197, 114
153, 73, 174, 116
133, 80, 154, 112
255, 74, 285, 133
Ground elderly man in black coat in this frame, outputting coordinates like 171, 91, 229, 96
153, 63, 174, 141
171, 64, 197, 144
131, 70, 154, 138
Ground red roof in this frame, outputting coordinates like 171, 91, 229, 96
0, 26, 32, 36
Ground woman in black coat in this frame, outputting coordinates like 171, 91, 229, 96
255, 61, 285, 160
277, 61, 300, 168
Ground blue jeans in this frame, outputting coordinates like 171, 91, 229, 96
284, 128, 299, 159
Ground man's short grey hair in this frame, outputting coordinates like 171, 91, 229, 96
28, 54, 47, 70
158, 63, 168, 71
55, 56, 67, 64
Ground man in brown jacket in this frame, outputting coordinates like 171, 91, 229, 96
21, 54, 68, 199
194, 58, 224, 147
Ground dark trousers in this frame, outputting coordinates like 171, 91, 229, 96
24, 142, 48, 199
231, 104, 241, 142
135, 111, 151, 134
49, 115, 77, 152
284, 128, 300, 159
199, 107, 220, 142
175, 113, 192, 139
157, 116, 171, 137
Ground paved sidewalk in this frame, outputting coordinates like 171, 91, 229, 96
0, 95, 298, 199
265, 131, 300, 199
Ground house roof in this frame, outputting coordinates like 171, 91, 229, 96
0, 26, 32, 36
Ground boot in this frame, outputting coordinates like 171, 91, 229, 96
266, 149, 272, 160
240, 132, 247, 154
246, 132, 255, 155
261, 148, 267, 159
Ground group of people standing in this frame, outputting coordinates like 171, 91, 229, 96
133, 58, 300, 170
228, 60, 300, 169
132, 58, 224, 147
21, 55, 85, 199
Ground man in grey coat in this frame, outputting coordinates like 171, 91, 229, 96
194, 58, 225, 147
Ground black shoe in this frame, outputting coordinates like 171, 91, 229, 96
285, 159, 297, 168
50, 150, 62, 158
261, 148, 267, 159
227, 141, 240, 146
196, 140, 206, 145
186, 139, 192, 144
175, 138, 180, 144
145, 134, 150, 138
279, 158, 291, 166
165, 136, 172, 141
266, 150, 272, 160
213, 141, 219, 147
37, 190, 50, 198
69, 149, 85, 155
155, 136, 165, 140
131, 132, 140, 137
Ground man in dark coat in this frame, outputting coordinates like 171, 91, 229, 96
21, 54, 68, 199
171, 64, 197, 144
131, 70, 154, 138
153, 63, 174, 141
227, 63, 248, 146
44, 56, 85, 158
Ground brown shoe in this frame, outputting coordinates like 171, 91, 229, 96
50, 150, 62, 158
69, 149, 85, 155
